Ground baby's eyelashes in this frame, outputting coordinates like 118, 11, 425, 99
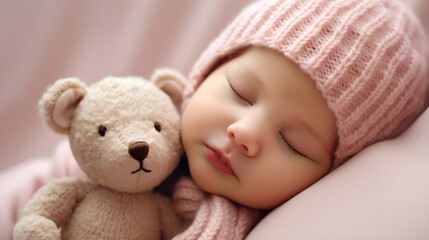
278, 132, 304, 157
227, 78, 252, 106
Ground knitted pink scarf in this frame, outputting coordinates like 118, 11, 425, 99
172, 177, 263, 240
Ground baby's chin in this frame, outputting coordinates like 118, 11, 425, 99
192, 178, 283, 210
229, 194, 287, 210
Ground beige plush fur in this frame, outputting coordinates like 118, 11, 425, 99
13, 69, 187, 240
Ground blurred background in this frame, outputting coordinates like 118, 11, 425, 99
0, 0, 428, 171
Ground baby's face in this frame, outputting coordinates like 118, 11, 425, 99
181, 48, 338, 209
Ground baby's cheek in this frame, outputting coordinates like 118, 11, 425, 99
187, 154, 215, 192
185, 149, 228, 196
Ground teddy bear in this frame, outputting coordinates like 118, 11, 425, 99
13, 69, 188, 240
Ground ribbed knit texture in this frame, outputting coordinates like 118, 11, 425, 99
172, 177, 263, 240
183, 0, 428, 168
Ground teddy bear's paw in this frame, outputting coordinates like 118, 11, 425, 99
13, 214, 60, 240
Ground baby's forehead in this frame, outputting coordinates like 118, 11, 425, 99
221, 47, 319, 93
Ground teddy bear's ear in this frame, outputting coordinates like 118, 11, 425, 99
151, 68, 187, 112
39, 78, 87, 134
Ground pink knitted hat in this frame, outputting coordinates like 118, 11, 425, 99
183, 0, 428, 168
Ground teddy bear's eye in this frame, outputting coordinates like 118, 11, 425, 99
98, 125, 107, 136
154, 121, 161, 132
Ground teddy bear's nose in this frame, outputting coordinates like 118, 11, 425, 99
129, 141, 149, 161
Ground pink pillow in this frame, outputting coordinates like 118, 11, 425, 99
248, 108, 429, 240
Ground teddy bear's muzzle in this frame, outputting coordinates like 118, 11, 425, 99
129, 141, 151, 174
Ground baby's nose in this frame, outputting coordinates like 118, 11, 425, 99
227, 125, 260, 157
128, 141, 149, 161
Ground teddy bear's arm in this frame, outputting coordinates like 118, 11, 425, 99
13, 178, 93, 239
22, 178, 92, 225
156, 193, 188, 240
